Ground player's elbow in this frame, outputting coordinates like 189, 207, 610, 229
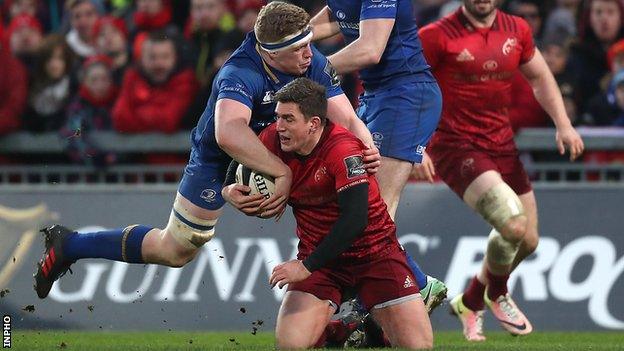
364, 50, 383, 66
215, 127, 237, 152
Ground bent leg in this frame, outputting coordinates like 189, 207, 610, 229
376, 156, 412, 220
141, 192, 221, 267
371, 297, 433, 349
275, 291, 335, 350
512, 191, 539, 271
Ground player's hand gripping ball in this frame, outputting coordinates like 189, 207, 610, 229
235, 164, 275, 199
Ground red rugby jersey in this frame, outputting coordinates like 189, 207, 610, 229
259, 121, 397, 263
419, 8, 535, 153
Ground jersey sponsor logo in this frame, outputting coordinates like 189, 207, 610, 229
221, 84, 252, 99
200, 189, 217, 202
502, 37, 518, 55
261, 90, 275, 104
456, 49, 475, 62
338, 21, 360, 30
336, 10, 346, 20
324, 61, 341, 86
343, 155, 366, 179
483, 60, 498, 71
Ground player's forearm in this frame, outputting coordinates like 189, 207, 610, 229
328, 39, 381, 75
530, 73, 573, 130
311, 6, 341, 41
302, 184, 369, 272
216, 120, 290, 179
327, 95, 375, 147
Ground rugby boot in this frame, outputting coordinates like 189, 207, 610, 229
421, 275, 448, 314
326, 298, 368, 347
449, 294, 486, 341
484, 292, 533, 335
34, 225, 75, 299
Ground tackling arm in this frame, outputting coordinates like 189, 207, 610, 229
327, 94, 374, 147
215, 98, 291, 179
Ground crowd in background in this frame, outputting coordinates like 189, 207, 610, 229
1, 0, 624, 167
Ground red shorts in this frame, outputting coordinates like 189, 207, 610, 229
429, 143, 532, 198
288, 246, 420, 311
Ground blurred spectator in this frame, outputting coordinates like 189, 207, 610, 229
112, 30, 198, 133
93, 15, 129, 84
508, 0, 545, 45
23, 34, 75, 132
0, 38, 28, 135
182, 37, 239, 128
584, 69, 624, 126
6, 14, 42, 73
132, 0, 173, 32
569, 0, 624, 113
607, 37, 624, 71
185, 0, 240, 87
543, 0, 582, 44
61, 54, 117, 167
66, 0, 101, 59
234, 0, 263, 33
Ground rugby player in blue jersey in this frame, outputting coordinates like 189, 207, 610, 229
33, 1, 381, 299
311, 0, 447, 317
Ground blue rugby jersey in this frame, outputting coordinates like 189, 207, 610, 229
191, 32, 343, 161
326, 0, 433, 88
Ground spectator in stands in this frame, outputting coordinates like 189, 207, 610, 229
569, 0, 624, 113
185, 0, 239, 87
235, 0, 263, 34
543, 0, 582, 44
584, 68, 624, 126
23, 34, 75, 132
112, 30, 198, 133
0, 36, 28, 135
132, 0, 173, 32
66, 0, 100, 59
6, 14, 42, 73
508, 0, 544, 45
61, 54, 117, 167
93, 15, 129, 84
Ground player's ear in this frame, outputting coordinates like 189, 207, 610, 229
309, 116, 322, 133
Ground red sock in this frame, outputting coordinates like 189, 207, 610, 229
462, 276, 486, 311
486, 270, 509, 300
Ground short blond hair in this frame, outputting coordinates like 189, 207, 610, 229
254, 1, 310, 44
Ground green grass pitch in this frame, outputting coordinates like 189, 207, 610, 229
8, 331, 624, 350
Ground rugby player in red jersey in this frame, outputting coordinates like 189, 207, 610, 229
222, 77, 433, 349
417, 0, 584, 341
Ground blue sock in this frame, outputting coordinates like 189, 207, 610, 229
404, 251, 428, 289
63, 225, 152, 263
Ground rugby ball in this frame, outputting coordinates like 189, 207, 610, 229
235, 164, 275, 199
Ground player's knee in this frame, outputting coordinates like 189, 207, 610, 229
165, 199, 218, 250
166, 250, 197, 268
476, 182, 525, 239
500, 214, 528, 244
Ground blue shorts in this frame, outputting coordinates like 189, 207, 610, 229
357, 81, 442, 163
178, 147, 230, 210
